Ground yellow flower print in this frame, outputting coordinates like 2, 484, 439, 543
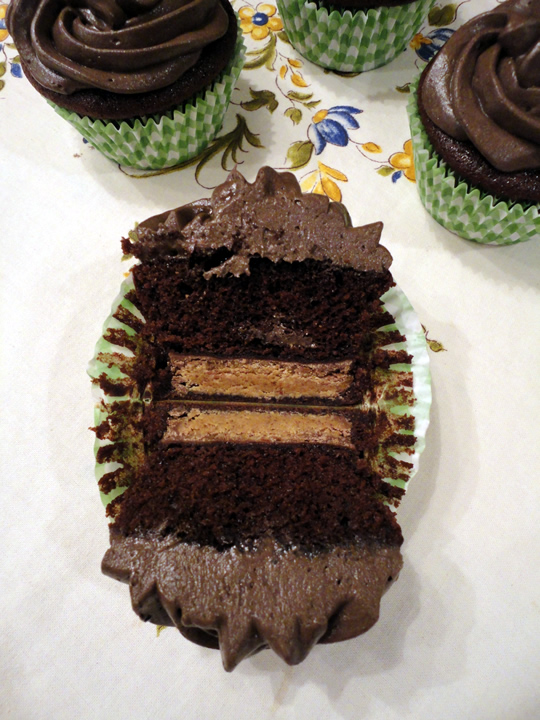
279, 58, 307, 84
389, 139, 415, 182
409, 32, 432, 52
300, 163, 348, 202
239, 4, 283, 41
361, 142, 382, 154
291, 72, 308, 87
0, 4, 9, 42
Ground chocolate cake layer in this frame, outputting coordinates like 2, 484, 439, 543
109, 442, 402, 550
130, 255, 392, 363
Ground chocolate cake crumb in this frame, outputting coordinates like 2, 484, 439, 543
111, 443, 403, 551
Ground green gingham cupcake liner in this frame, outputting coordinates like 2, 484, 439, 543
276, 0, 435, 72
407, 77, 540, 245
48, 33, 245, 170
88, 274, 431, 508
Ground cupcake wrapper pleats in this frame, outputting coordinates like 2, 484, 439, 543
276, 0, 435, 72
89, 274, 144, 507
407, 77, 540, 245
49, 32, 245, 171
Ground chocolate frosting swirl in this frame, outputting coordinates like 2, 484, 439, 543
130, 166, 392, 276
6, 0, 229, 95
422, 0, 540, 172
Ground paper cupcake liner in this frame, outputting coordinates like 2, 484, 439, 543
88, 275, 431, 507
276, 0, 435, 72
88, 274, 142, 506
49, 34, 245, 170
407, 78, 540, 245
380, 285, 431, 489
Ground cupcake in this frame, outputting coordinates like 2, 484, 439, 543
89, 167, 431, 669
6, 0, 245, 170
408, 0, 540, 245
276, 0, 435, 72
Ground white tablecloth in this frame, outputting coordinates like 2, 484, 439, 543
2, 1, 539, 718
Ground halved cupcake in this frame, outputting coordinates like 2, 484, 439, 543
89, 167, 431, 670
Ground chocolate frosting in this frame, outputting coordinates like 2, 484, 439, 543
6, 0, 229, 95
131, 166, 391, 275
103, 532, 402, 670
422, 0, 540, 172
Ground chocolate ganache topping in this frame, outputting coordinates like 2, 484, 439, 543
128, 166, 392, 276
6, 0, 229, 95
422, 0, 540, 172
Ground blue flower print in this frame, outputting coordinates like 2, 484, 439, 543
10, 61, 22, 78
308, 106, 362, 155
411, 28, 455, 63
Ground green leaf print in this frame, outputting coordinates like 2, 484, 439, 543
244, 33, 277, 71
428, 4, 458, 27
396, 83, 411, 94
173, 115, 264, 183
286, 140, 314, 170
276, 30, 291, 45
285, 107, 302, 125
286, 90, 313, 102
241, 88, 279, 114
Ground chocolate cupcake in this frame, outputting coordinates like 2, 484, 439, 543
6, 0, 245, 169
89, 167, 431, 669
276, 0, 435, 72
408, 0, 540, 244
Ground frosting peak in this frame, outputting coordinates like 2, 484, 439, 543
131, 166, 391, 275
7, 0, 229, 95
422, 0, 540, 172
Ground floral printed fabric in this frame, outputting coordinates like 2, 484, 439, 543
239, 3, 283, 40
1, 0, 478, 206
0, 2, 21, 87
114, 0, 465, 203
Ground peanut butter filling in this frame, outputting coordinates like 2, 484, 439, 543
169, 353, 354, 400
161, 405, 354, 447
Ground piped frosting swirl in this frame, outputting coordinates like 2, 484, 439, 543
422, 0, 540, 172
128, 166, 391, 276
6, 0, 229, 95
